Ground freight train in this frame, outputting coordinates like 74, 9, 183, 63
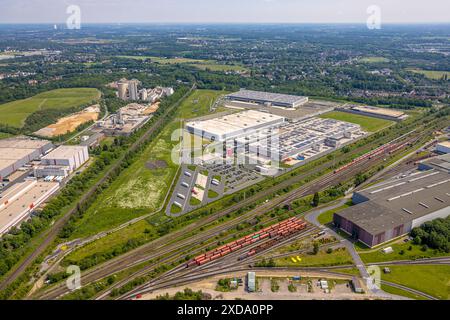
333, 139, 412, 174
186, 217, 307, 267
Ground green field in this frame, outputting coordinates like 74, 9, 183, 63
406, 68, 449, 80
118, 55, 247, 73
320, 111, 394, 132
317, 202, 352, 225
360, 57, 390, 63
189, 63, 248, 73
0, 88, 101, 128
273, 247, 353, 268
359, 240, 449, 263
0, 132, 12, 139
176, 89, 228, 119
381, 283, 429, 300
118, 55, 207, 64
68, 89, 225, 239
381, 265, 450, 300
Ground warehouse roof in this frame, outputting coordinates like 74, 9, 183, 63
351, 106, 406, 118
419, 154, 450, 173
0, 159, 17, 171
337, 170, 450, 235
42, 145, 87, 160
437, 141, 450, 148
227, 89, 307, 105
0, 136, 51, 149
0, 148, 38, 160
186, 110, 285, 140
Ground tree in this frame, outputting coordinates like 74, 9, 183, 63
313, 242, 320, 255
312, 193, 320, 207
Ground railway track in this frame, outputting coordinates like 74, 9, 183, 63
34, 130, 426, 299
34, 113, 447, 300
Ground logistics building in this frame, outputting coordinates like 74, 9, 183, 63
0, 179, 59, 235
337, 105, 408, 122
186, 110, 285, 142
436, 141, 450, 154
226, 89, 308, 109
418, 153, 450, 173
0, 137, 53, 181
36, 146, 89, 177
248, 117, 364, 161
333, 165, 450, 248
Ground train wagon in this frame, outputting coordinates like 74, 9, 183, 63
186, 217, 308, 267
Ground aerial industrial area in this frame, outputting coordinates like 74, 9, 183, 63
0, 17, 449, 305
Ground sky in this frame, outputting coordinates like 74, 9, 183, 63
0, 0, 449, 24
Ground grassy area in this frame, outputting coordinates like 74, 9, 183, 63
0, 88, 100, 128
189, 63, 248, 73
381, 265, 450, 300
0, 132, 13, 139
176, 89, 229, 119
381, 283, 429, 300
360, 56, 390, 63
332, 267, 361, 276
317, 202, 352, 225
320, 111, 394, 132
273, 247, 353, 267
208, 189, 219, 199
117, 55, 247, 72
67, 89, 224, 239
170, 204, 182, 214
190, 197, 202, 206
64, 219, 154, 263
359, 239, 450, 263
406, 68, 449, 80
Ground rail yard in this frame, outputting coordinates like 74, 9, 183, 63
31, 110, 449, 301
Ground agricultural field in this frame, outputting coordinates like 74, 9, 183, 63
406, 68, 449, 80
319, 111, 394, 132
381, 265, 450, 300
68, 89, 225, 239
189, 63, 248, 73
359, 56, 390, 63
117, 55, 247, 72
0, 88, 101, 128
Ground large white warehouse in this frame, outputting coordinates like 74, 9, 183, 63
41, 145, 89, 171
186, 110, 285, 142
0, 137, 53, 180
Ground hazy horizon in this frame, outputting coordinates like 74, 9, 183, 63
0, 0, 449, 24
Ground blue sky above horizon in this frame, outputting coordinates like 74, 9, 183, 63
0, 0, 449, 24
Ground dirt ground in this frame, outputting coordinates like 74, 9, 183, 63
35, 108, 99, 137
140, 271, 378, 301
143, 102, 160, 115
145, 160, 168, 170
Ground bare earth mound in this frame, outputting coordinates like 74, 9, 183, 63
145, 160, 168, 170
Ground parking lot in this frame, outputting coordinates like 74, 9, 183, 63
204, 163, 264, 194
166, 164, 226, 216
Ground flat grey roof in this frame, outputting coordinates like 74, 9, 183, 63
42, 146, 87, 160
337, 170, 450, 235
420, 154, 450, 172
0, 136, 51, 149
227, 89, 307, 105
